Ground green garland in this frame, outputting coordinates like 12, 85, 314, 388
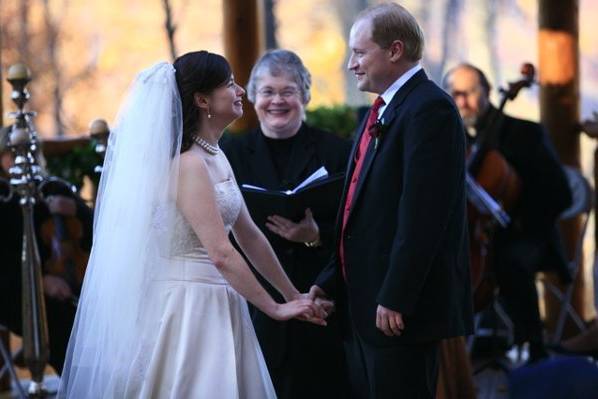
305, 104, 358, 139
45, 140, 103, 190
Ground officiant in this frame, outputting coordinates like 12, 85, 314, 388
222, 49, 350, 399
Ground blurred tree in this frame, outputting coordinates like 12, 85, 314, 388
414, 0, 463, 83
18, 0, 31, 64
162, 0, 178, 60
437, 0, 462, 81
333, 0, 369, 106
265, 0, 278, 49
42, 0, 66, 135
0, 12, 3, 128
1, 0, 99, 136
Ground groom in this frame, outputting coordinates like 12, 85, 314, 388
310, 3, 473, 398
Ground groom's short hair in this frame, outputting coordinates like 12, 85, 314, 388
356, 2, 425, 62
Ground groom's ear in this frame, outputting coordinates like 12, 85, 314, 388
193, 92, 210, 111
388, 40, 404, 63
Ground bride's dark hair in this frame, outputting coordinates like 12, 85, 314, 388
174, 51, 232, 153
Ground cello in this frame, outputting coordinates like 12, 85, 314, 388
467, 63, 535, 312
39, 178, 90, 302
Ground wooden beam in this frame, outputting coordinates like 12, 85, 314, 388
538, 0, 587, 334
0, 26, 4, 128
222, 0, 265, 133
539, 0, 579, 166
41, 136, 90, 157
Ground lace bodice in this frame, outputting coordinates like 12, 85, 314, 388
171, 179, 242, 258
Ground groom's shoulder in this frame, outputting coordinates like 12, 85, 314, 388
408, 79, 458, 114
413, 78, 453, 102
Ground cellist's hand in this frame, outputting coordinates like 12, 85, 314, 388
46, 195, 77, 216
43, 275, 73, 301
581, 112, 598, 138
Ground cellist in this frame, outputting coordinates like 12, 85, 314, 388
443, 64, 571, 363
0, 126, 94, 374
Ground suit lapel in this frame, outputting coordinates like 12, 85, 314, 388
344, 113, 369, 187
348, 133, 378, 219
337, 112, 369, 208
332, 112, 369, 241
344, 69, 429, 224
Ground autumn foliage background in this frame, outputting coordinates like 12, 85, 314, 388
1, 0, 597, 137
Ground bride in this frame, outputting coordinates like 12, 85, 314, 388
58, 51, 328, 398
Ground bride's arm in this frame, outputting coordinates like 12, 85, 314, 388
232, 202, 299, 302
178, 153, 316, 321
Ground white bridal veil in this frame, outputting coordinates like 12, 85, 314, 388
58, 62, 183, 398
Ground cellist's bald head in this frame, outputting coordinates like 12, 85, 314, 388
443, 64, 492, 128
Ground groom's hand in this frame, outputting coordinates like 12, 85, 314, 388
308, 285, 335, 316
376, 305, 404, 337
291, 289, 330, 323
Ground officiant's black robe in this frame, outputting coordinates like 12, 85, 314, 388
222, 123, 351, 399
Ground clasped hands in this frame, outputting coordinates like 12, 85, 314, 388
288, 288, 335, 327
304, 286, 405, 336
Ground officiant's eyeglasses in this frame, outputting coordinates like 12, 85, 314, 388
257, 88, 299, 99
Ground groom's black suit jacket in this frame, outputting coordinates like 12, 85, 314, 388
316, 70, 474, 345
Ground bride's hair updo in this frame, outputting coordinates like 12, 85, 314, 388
174, 51, 232, 153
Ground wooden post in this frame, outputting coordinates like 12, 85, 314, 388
538, 0, 585, 335
0, 328, 9, 392
1, 28, 3, 128
0, 39, 8, 392
222, 0, 264, 133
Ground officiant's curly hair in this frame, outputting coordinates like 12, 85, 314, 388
174, 51, 232, 153
246, 49, 312, 105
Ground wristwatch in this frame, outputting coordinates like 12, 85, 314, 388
304, 236, 322, 248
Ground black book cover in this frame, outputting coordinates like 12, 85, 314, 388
241, 172, 345, 226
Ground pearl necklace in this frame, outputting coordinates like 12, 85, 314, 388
192, 135, 219, 155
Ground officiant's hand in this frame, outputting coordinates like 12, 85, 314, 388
376, 305, 405, 337
266, 209, 320, 244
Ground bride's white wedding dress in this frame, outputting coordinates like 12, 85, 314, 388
59, 63, 275, 399
125, 179, 276, 398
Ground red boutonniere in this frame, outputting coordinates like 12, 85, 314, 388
369, 118, 388, 149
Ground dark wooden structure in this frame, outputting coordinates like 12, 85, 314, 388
222, 0, 265, 133
538, 0, 588, 332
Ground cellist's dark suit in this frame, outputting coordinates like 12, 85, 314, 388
471, 106, 572, 356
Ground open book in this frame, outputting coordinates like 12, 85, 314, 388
240, 166, 345, 225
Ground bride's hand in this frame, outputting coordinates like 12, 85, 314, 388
270, 299, 328, 326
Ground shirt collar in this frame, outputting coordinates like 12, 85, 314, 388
378, 64, 422, 116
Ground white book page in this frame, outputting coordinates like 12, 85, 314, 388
241, 166, 329, 196
241, 184, 268, 191
291, 166, 329, 194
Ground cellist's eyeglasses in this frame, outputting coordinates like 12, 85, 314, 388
451, 87, 481, 99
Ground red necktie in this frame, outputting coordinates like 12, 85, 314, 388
339, 96, 385, 281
